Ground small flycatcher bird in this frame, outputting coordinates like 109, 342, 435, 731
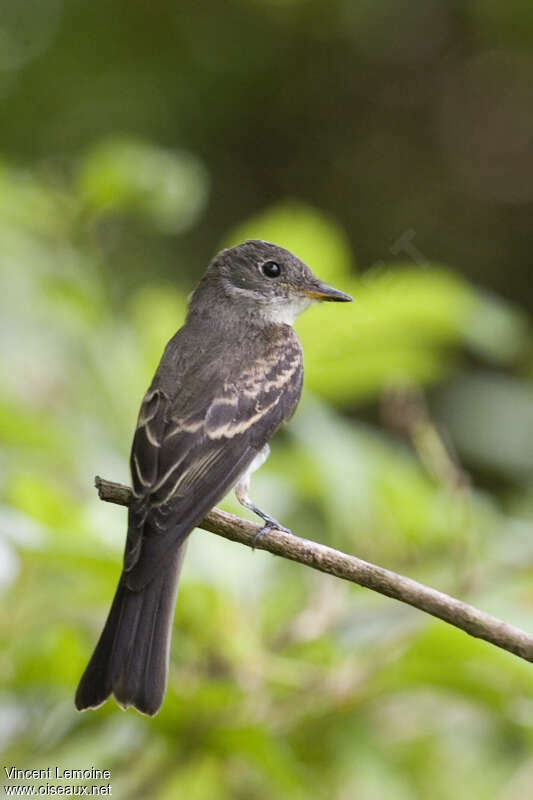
75, 240, 351, 715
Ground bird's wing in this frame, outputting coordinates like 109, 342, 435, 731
124, 339, 303, 591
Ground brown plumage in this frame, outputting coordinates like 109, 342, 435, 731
75, 240, 351, 715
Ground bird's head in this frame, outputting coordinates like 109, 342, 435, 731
199, 239, 352, 325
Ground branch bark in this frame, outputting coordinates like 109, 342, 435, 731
95, 475, 533, 664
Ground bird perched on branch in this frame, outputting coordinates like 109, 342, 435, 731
75, 239, 351, 715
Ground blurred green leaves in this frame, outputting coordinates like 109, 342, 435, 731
224, 201, 354, 284
0, 160, 532, 800
78, 137, 209, 234
0, 160, 77, 237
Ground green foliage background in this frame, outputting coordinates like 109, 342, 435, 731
1, 2, 533, 798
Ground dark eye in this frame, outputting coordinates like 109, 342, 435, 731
261, 261, 281, 278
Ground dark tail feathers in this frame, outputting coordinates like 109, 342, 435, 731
75, 544, 185, 716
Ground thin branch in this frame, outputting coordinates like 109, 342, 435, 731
95, 475, 533, 664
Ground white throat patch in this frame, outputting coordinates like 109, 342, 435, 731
262, 296, 314, 326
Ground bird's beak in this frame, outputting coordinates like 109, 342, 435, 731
301, 281, 353, 303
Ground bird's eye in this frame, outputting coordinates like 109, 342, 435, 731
261, 261, 281, 278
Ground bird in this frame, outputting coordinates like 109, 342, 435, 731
75, 239, 352, 715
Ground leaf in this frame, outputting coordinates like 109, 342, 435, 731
223, 201, 354, 283
78, 137, 209, 234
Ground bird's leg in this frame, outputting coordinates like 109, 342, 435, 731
234, 445, 291, 545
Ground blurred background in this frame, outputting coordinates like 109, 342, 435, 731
1, 1, 533, 797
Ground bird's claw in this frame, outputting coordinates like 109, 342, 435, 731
252, 519, 292, 548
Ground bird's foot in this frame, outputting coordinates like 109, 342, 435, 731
252, 516, 291, 547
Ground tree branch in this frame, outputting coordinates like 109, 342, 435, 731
95, 475, 533, 664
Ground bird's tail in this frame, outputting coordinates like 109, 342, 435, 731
75, 544, 186, 716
